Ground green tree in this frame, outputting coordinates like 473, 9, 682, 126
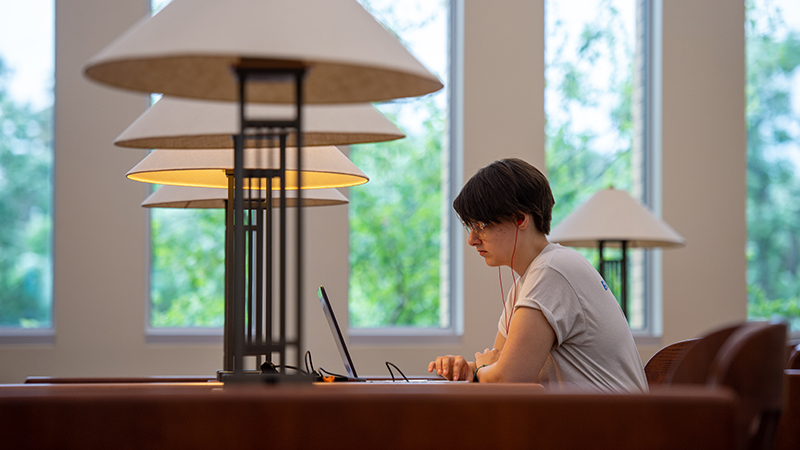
348, 0, 448, 328
745, 0, 800, 330
543, 0, 644, 328
150, 207, 225, 327
349, 100, 445, 327
0, 58, 53, 327
545, 0, 633, 259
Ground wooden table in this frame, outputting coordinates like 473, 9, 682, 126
0, 382, 737, 450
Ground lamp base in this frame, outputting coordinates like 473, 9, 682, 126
217, 370, 316, 384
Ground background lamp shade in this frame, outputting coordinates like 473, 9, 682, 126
127, 147, 368, 190
548, 187, 685, 249
115, 98, 405, 149
142, 185, 348, 209
83, 0, 443, 103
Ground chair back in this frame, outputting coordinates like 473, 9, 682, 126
644, 338, 697, 386
660, 321, 787, 450
666, 323, 741, 385
708, 322, 787, 450
787, 340, 800, 370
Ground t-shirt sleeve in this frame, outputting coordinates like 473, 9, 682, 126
501, 266, 585, 348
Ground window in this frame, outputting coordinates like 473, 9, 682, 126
148, 0, 225, 330
348, 0, 453, 331
0, 0, 54, 331
746, 0, 800, 332
146, 0, 455, 334
545, 0, 653, 331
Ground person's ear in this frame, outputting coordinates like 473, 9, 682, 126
516, 214, 530, 230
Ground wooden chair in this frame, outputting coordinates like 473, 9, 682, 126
644, 338, 697, 386
709, 322, 787, 450
786, 340, 800, 369
773, 369, 800, 450
666, 323, 742, 384
662, 321, 787, 450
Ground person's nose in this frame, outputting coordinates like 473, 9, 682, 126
467, 229, 481, 246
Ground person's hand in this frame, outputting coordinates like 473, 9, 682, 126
475, 348, 501, 368
427, 355, 473, 381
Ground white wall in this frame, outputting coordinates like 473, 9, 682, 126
0, 0, 746, 383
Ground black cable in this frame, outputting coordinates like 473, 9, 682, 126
385, 361, 409, 382
304, 350, 316, 375
261, 361, 313, 376
318, 367, 349, 378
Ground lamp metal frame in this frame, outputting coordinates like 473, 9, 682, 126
221, 66, 307, 382
598, 240, 629, 319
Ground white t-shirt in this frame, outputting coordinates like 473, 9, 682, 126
498, 243, 648, 392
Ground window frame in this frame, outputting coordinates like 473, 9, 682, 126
632, 0, 663, 341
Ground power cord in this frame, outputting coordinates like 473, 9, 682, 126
385, 361, 409, 382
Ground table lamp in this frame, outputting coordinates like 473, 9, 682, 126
115, 97, 405, 150
83, 0, 442, 381
119, 97, 396, 373
127, 146, 368, 190
548, 187, 685, 318
142, 185, 348, 209
142, 184, 348, 372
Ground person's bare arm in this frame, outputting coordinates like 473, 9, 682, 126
473, 307, 555, 383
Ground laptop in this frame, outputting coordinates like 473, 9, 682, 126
316, 285, 452, 383
317, 285, 361, 380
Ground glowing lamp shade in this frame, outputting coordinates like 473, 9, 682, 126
142, 185, 348, 209
127, 147, 368, 190
548, 188, 685, 249
83, 0, 443, 103
115, 98, 405, 149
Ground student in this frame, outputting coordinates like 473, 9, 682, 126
428, 158, 647, 392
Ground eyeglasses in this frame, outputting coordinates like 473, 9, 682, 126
463, 221, 489, 238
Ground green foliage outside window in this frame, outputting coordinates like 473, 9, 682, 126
0, 58, 53, 328
146, 0, 226, 328
349, 102, 445, 327
348, 0, 448, 329
545, 0, 633, 228
745, 0, 800, 331
150, 207, 225, 327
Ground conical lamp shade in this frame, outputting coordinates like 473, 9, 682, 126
115, 97, 405, 149
142, 185, 348, 208
549, 188, 685, 248
127, 147, 368, 190
84, 0, 443, 103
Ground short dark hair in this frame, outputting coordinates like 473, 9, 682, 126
453, 158, 555, 235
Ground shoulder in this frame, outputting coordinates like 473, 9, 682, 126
519, 244, 586, 296
530, 243, 594, 278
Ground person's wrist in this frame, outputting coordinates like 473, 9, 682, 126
473, 364, 489, 383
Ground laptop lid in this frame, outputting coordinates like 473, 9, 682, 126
317, 286, 358, 379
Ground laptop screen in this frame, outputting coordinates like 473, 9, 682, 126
317, 286, 358, 379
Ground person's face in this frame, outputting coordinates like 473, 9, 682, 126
465, 219, 519, 267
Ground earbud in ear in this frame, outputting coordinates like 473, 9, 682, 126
517, 218, 523, 226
